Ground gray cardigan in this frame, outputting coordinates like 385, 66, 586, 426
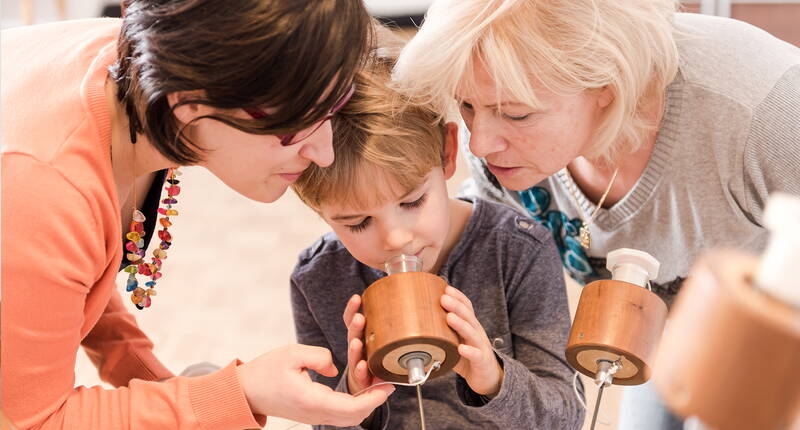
290, 197, 585, 429
461, 13, 800, 306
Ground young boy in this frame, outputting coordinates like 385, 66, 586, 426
290, 59, 584, 429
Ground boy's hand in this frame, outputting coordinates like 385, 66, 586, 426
343, 294, 384, 395
441, 286, 505, 397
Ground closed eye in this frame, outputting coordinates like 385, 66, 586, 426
401, 193, 427, 209
503, 113, 531, 121
346, 217, 371, 233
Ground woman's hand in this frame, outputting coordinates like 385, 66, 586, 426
343, 294, 385, 395
441, 285, 504, 397
238, 344, 394, 426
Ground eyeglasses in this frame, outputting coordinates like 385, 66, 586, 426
243, 84, 355, 146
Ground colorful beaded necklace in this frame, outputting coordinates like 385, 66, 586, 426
121, 125, 181, 309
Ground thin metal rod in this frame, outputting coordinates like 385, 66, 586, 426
417, 384, 426, 430
590, 384, 605, 430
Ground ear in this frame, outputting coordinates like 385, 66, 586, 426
167, 90, 209, 125
442, 122, 459, 180
597, 86, 614, 109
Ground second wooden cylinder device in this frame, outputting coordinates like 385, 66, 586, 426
567, 248, 668, 386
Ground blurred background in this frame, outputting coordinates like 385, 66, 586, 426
2, 0, 799, 45
2, 1, 798, 429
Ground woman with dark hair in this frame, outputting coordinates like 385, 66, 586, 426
0, 1, 394, 428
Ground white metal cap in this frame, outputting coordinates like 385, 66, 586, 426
606, 248, 660, 288
755, 192, 800, 308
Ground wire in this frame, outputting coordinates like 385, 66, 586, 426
354, 361, 442, 396
573, 371, 588, 410
572, 371, 612, 427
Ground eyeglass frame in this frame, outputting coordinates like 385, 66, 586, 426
242, 84, 355, 146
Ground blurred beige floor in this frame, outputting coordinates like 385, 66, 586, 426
74, 151, 621, 430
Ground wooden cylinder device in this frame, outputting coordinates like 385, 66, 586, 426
653, 250, 800, 430
566, 249, 668, 386
362, 255, 460, 383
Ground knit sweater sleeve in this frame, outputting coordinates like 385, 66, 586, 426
741, 65, 800, 226
79, 288, 174, 387
1, 154, 262, 430
454, 225, 585, 429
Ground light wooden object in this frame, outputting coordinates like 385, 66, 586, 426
567, 279, 668, 385
362, 272, 460, 383
654, 250, 800, 430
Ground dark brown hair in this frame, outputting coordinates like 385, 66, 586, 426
111, 0, 373, 164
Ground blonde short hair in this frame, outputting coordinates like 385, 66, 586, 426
393, 0, 680, 163
293, 58, 447, 212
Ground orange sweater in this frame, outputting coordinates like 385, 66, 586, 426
1, 19, 262, 429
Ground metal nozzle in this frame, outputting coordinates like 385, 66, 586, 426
594, 359, 621, 387
400, 351, 432, 385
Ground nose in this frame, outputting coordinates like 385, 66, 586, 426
468, 115, 507, 159
298, 120, 335, 167
382, 223, 414, 254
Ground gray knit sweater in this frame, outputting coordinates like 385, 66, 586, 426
461, 13, 800, 305
291, 197, 585, 430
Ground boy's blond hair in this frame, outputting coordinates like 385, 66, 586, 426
392, 0, 680, 164
293, 58, 447, 212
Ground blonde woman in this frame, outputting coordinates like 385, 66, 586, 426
393, 0, 800, 428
